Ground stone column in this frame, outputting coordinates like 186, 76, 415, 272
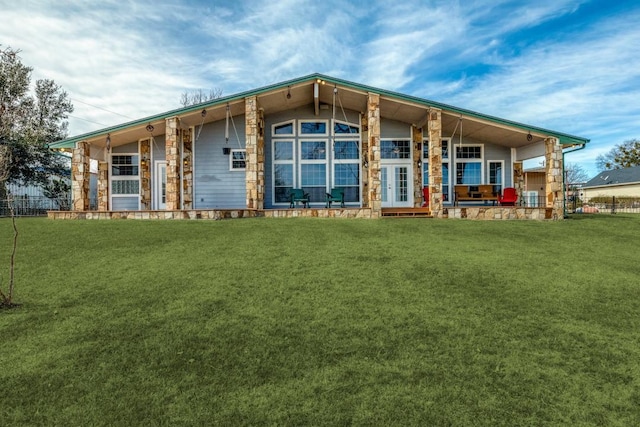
545, 137, 564, 218
245, 96, 264, 209
165, 117, 181, 210
360, 112, 370, 208
427, 109, 443, 216
72, 141, 90, 211
367, 93, 381, 217
97, 161, 109, 211
182, 129, 193, 210
513, 161, 525, 203
140, 138, 151, 210
412, 125, 423, 207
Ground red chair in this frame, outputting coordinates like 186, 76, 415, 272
422, 186, 429, 207
498, 187, 518, 206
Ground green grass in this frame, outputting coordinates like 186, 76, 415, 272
1, 215, 639, 426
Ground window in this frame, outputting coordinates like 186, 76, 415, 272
300, 120, 328, 135
273, 121, 295, 136
273, 140, 294, 204
381, 140, 411, 159
230, 149, 246, 170
111, 155, 139, 194
299, 139, 327, 202
333, 140, 360, 203
488, 161, 503, 193
334, 121, 359, 134
455, 145, 482, 185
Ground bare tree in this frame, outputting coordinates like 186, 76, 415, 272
179, 88, 223, 107
565, 163, 590, 188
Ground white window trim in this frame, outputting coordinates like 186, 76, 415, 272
380, 138, 412, 162
298, 138, 329, 198
487, 160, 505, 187
109, 152, 141, 210
454, 144, 484, 185
229, 149, 247, 171
272, 139, 296, 206
332, 119, 360, 136
299, 119, 329, 136
272, 120, 295, 137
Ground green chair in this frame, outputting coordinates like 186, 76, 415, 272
289, 189, 309, 208
325, 188, 345, 208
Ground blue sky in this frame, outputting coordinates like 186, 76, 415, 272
2, 0, 639, 177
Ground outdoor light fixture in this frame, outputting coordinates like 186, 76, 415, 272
105, 133, 111, 152
141, 153, 149, 166
418, 160, 422, 167
286, 86, 291, 99
527, 132, 533, 141
201, 109, 207, 117
146, 124, 154, 133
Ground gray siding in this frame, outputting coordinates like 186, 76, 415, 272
380, 118, 411, 139
194, 116, 246, 209
113, 141, 138, 153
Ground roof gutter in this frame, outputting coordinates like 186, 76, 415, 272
562, 143, 587, 218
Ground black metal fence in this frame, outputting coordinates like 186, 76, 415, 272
568, 196, 640, 214
0, 196, 71, 217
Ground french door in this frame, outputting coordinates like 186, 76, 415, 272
381, 164, 412, 208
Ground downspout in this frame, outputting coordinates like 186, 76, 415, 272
562, 143, 587, 218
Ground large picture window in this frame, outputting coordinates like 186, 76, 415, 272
455, 145, 482, 185
271, 119, 361, 206
273, 140, 294, 203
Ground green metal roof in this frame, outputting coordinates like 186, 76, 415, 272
51, 73, 589, 148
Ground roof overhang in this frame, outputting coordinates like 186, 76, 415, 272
51, 73, 590, 151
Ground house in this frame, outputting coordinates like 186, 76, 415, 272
582, 166, 640, 200
50, 74, 589, 220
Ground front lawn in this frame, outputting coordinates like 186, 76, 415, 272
1, 216, 639, 426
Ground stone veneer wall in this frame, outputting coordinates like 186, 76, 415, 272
448, 207, 555, 220
360, 112, 370, 208
513, 161, 524, 202
182, 129, 193, 210
72, 141, 90, 211
412, 125, 423, 207
245, 96, 265, 209
165, 117, 181, 210
545, 137, 564, 218
140, 138, 152, 210
367, 93, 381, 218
427, 109, 443, 217
97, 161, 109, 211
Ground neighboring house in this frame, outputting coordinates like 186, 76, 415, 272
50, 74, 589, 220
582, 166, 640, 200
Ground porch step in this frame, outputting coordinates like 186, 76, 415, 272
381, 207, 432, 218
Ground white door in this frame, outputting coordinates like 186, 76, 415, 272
154, 161, 167, 210
381, 164, 412, 208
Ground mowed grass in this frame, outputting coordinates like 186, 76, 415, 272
1, 215, 639, 426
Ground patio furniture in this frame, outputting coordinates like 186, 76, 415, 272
289, 189, 309, 208
325, 188, 345, 208
422, 186, 429, 207
498, 187, 518, 206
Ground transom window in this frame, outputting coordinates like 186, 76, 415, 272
112, 155, 139, 176
456, 146, 481, 159
300, 120, 328, 135
273, 121, 295, 136
381, 140, 411, 159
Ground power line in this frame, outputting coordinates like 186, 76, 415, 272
68, 115, 109, 127
70, 98, 134, 119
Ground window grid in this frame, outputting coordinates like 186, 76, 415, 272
230, 149, 246, 170
381, 140, 411, 159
